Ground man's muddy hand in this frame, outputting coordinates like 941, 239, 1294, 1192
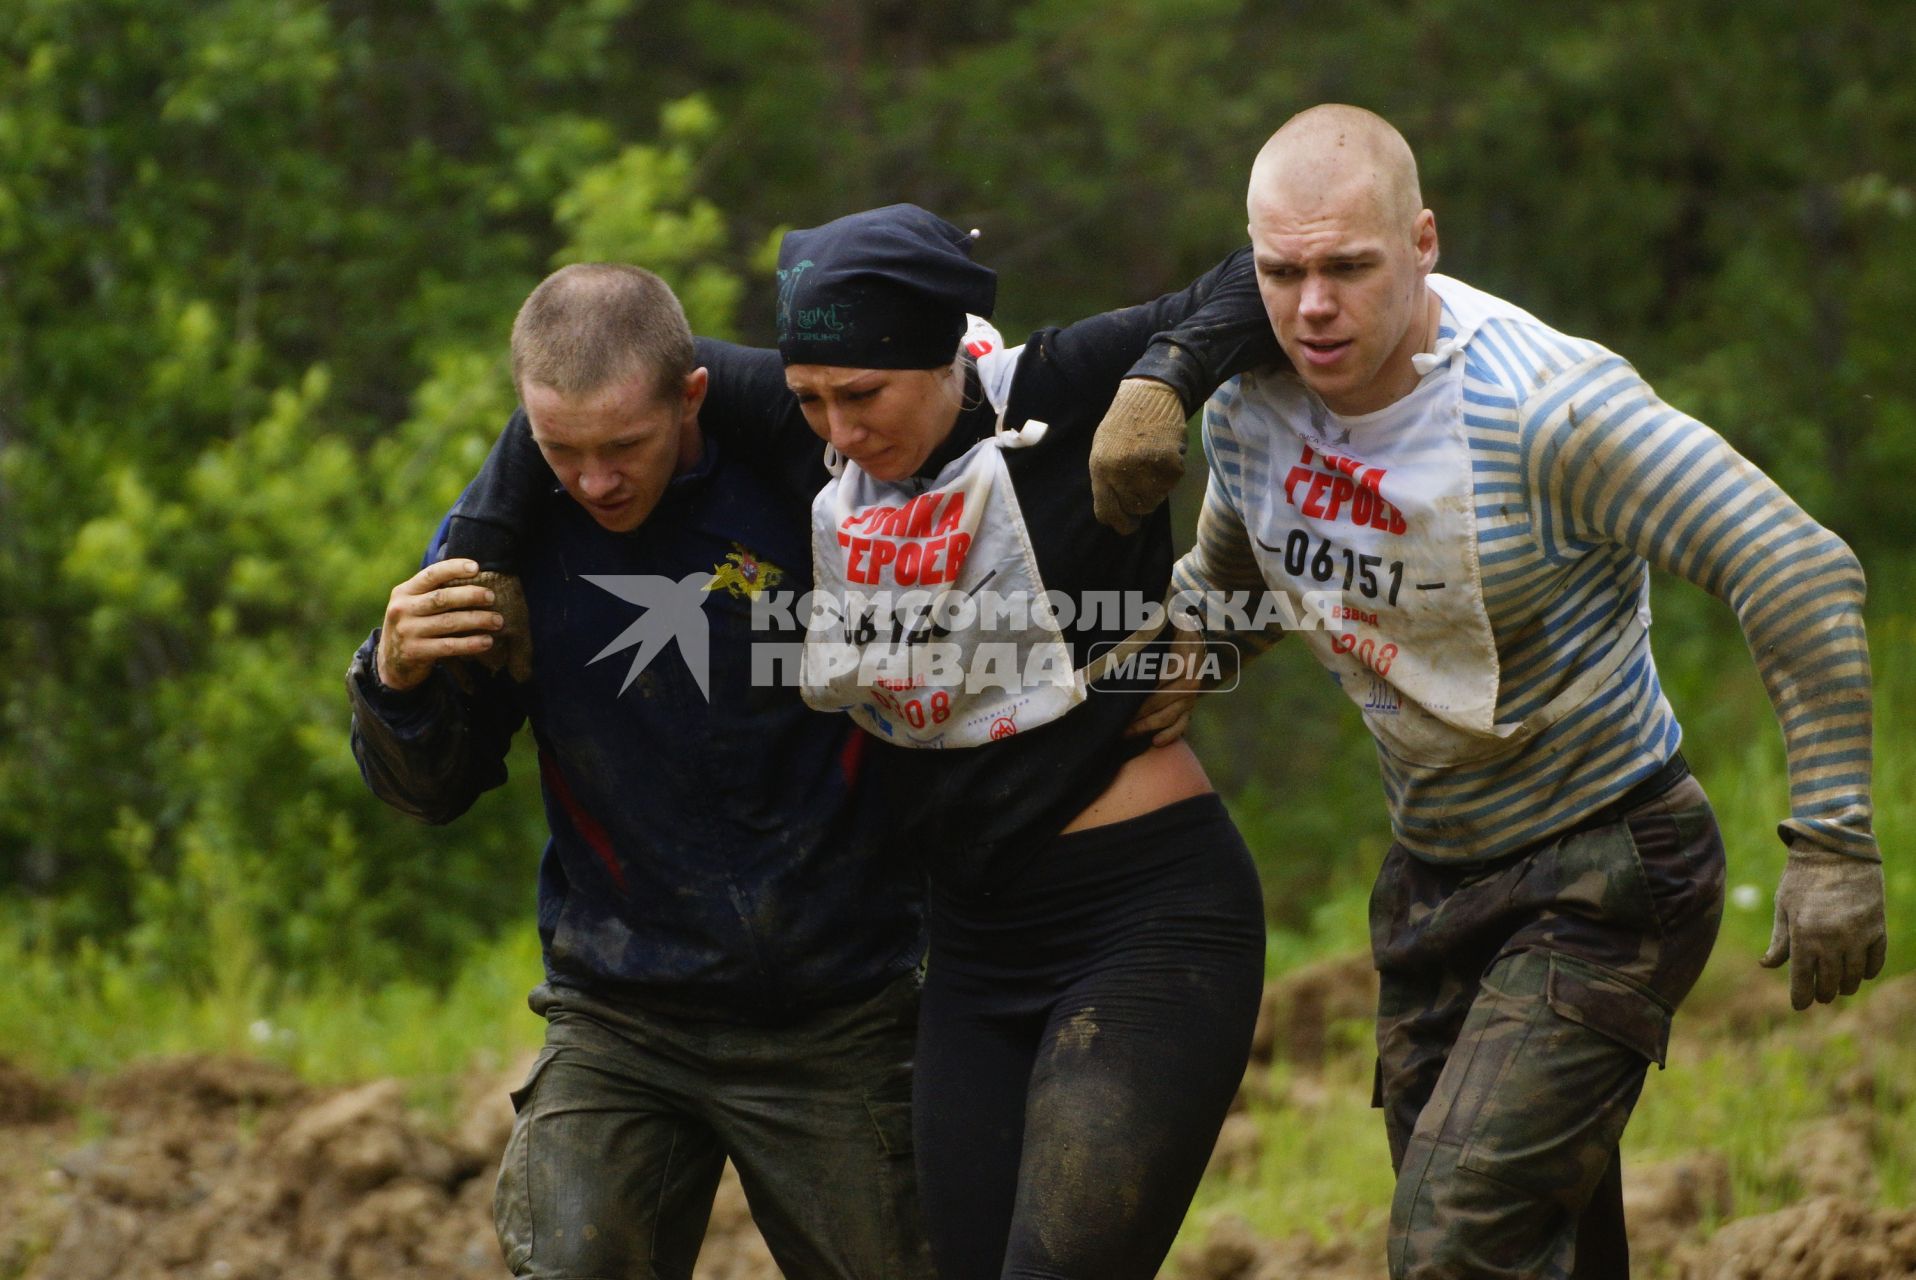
1125, 626, 1207, 747
376, 558, 506, 691
443, 570, 534, 682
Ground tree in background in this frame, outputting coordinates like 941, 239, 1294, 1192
0, 0, 743, 987
2, 0, 1910, 984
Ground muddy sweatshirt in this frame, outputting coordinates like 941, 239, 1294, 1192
348, 434, 924, 1023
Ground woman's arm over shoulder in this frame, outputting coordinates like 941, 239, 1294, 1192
1019, 246, 1282, 424
694, 337, 827, 499
444, 408, 550, 572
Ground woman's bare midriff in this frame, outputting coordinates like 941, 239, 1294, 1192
1060, 738, 1214, 834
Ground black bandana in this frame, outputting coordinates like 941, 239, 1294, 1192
776, 204, 998, 369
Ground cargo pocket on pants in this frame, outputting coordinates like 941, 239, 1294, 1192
865, 1096, 916, 1158
494, 1049, 558, 1276
1543, 951, 1672, 1067
1456, 952, 1669, 1201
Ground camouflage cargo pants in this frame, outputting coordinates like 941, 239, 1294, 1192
1371, 770, 1726, 1280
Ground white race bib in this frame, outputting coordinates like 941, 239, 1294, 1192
801, 318, 1083, 747
1223, 275, 1642, 766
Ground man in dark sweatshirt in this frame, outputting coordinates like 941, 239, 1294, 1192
346, 263, 932, 1280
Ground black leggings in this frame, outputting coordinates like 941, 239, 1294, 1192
914, 793, 1266, 1280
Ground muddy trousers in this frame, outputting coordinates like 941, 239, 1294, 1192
915, 794, 1267, 1280
492, 974, 935, 1280
1371, 765, 1726, 1280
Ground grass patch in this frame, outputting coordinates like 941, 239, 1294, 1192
0, 923, 547, 1115
1185, 1051, 1395, 1248
1182, 981, 1916, 1265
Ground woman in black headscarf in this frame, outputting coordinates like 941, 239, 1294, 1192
449, 206, 1278, 1280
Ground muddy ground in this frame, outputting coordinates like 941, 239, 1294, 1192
0, 1051, 779, 1280
1171, 960, 1916, 1280
3, 965, 1910, 1280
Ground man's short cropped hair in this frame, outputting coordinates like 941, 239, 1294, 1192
510, 263, 695, 401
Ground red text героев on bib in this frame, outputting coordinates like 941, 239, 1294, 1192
836, 491, 972, 586
1281, 443, 1408, 535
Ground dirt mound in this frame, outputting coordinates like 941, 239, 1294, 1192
1686, 969, 1916, 1053
34, 1067, 493, 1280
1250, 954, 1378, 1071
1205, 1111, 1264, 1181
0, 1057, 70, 1126
1779, 1113, 1879, 1201
88, 1054, 308, 1120
6, 1054, 782, 1280
1669, 1196, 1916, 1279
693, 1168, 780, 1280
1687, 968, 1802, 1040
1625, 1152, 1733, 1265
1827, 973, 1916, 1047
1168, 1212, 1385, 1280
0, 1074, 75, 1278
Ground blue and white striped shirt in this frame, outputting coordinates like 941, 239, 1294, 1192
1179, 282, 1875, 863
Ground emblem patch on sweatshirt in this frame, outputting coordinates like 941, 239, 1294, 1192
704, 544, 786, 601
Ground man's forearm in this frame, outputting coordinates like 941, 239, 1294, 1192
1529, 356, 1879, 860
1171, 483, 1288, 670
347, 631, 515, 824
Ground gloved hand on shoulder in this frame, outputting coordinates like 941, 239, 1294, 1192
1090, 378, 1188, 535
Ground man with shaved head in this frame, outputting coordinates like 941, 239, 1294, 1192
1092, 105, 1886, 1278
1243, 106, 1434, 413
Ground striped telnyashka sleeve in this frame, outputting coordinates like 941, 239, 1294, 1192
1170, 405, 1288, 664
1522, 354, 1877, 861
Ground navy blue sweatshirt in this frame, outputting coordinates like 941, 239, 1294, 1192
348, 433, 924, 1023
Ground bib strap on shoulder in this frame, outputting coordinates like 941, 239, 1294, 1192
993, 414, 1049, 448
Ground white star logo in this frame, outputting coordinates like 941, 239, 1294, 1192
582, 573, 714, 699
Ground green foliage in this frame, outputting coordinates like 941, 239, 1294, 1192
2, 0, 1911, 1015
552, 96, 743, 336
0, 0, 745, 989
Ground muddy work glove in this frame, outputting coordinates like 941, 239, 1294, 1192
1760, 845, 1888, 1010
444, 570, 534, 683
1090, 378, 1189, 535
